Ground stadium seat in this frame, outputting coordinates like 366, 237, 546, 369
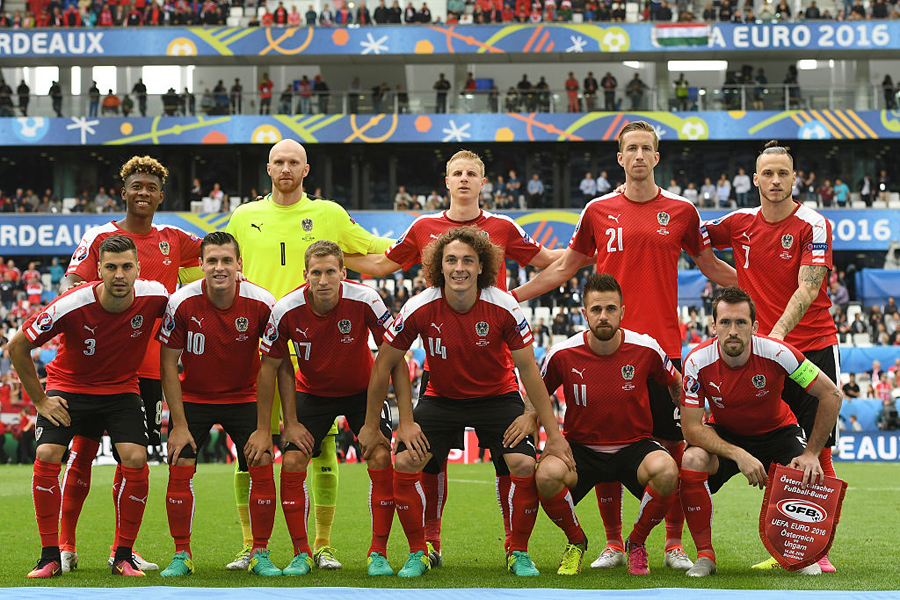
889, 198, 900, 209
846, 303, 862, 322
257, 5, 268, 17
229, 6, 243, 17
872, 200, 887, 209
852, 333, 871, 347
62, 197, 77, 213
533, 306, 552, 324
226, 16, 241, 26
803, 200, 819, 208
850, 200, 867, 209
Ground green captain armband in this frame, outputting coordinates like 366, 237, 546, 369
789, 359, 820, 388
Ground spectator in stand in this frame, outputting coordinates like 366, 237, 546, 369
418, 2, 432, 21
404, 0, 416, 22
834, 177, 850, 207
296, 75, 313, 114
319, 3, 334, 25
565, 72, 579, 112
625, 73, 648, 110
805, 0, 821, 18
278, 84, 293, 115
14, 408, 36, 464
258, 72, 273, 114
849, 312, 868, 335
820, 179, 835, 207
842, 373, 860, 400
682, 182, 699, 206
859, 173, 874, 207
305, 4, 317, 24
433, 73, 451, 113
374, 0, 391, 22
600, 71, 617, 110
732, 168, 751, 208
715, 173, 731, 208
667, 178, 682, 196
527, 173, 545, 208
314, 74, 330, 113
752, 68, 767, 110
829, 280, 849, 314
273, 1, 288, 24
394, 185, 414, 210
877, 169, 891, 204
699, 176, 715, 208
579, 172, 597, 204
674, 73, 689, 110
883, 76, 897, 110
101, 90, 121, 115
357, 1, 372, 23
583, 71, 598, 111
596, 170, 611, 195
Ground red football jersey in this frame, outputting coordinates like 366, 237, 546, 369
682, 335, 812, 436
568, 189, 708, 358
542, 329, 676, 446
22, 280, 169, 395
384, 286, 533, 399
704, 204, 837, 352
67, 221, 202, 380
260, 280, 393, 397
386, 210, 541, 290
158, 279, 275, 404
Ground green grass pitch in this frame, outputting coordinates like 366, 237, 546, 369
1, 461, 897, 589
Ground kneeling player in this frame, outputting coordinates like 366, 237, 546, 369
244, 241, 406, 577
537, 274, 681, 575
679, 287, 841, 577
9, 235, 169, 578
360, 226, 573, 578
157, 232, 276, 576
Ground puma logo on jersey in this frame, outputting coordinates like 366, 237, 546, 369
775, 349, 785, 357
191, 317, 204, 328
429, 234, 440, 239
741, 232, 753, 241
295, 327, 309, 338
608, 214, 621, 223
128, 494, 148, 505
83, 325, 96, 334
708, 381, 722, 392
35, 485, 56, 493
571, 367, 585, 378
251, 223, 263, 231
430, 323, 443, 333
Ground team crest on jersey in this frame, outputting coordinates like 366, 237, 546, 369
235, 317, 249, 332
656, 212, 671, 235
475, 321, 489, 336
264, 322, 278, 342
162, 312, 176, 333
338, 319, 352, 334
752, 374, 767, 389
37, 312, 53, 331
159, 241, 171, 255
621, 364, 635, 380
301, 218, 313, 232
35, 427, 42, 441
131, 315, 144, 329
781, 234, 794, 249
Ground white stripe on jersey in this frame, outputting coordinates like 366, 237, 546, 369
341, 280, 392, 323
751, 336, 801, 373
385, 287, 442, 342
541, 332, 586, 376
479, 287, 532, 343
69, 222, 197, 268
480, 210, 541, 248
389, 212, 448, 252
621, 329, 669, 363
165, 279, 205, 315
794, 204, 830, 264
26, 284, 96, 340
238, 280, 277, 306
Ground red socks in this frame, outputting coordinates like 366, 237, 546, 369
394, 470, 426, 553
819, 446, 836, 478
496, 474, 512, 552
595, 481, 624, 551
33, 459, 62, 548
111, 463, 124, 547
116, 464, 149, 549
281, 469, 311, 556
165, 464, 196, 555
679, 468, 715, 561
248, 464, 277, 552
368, 467, 395, 555
507, 474, 538, 553
664, 441, 686, 551
421, 468, 447, 552
538, 487, 584, 544
630, 485, 673, 546
59, 436, 99, 552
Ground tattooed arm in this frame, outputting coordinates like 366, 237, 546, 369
768, 265, 828, 340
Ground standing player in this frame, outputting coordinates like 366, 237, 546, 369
348, 149, 562, 566
702, 141, 841, 572
157, 232, 276, 577
243, 241, 404, 576
512, 121, 737, 570
58, 156, 201, 573
537, 274, 681, 576
225, 139, 394, 571
360, 226, 574, 578
9, 235, 169, 578
678, 287, 841, 577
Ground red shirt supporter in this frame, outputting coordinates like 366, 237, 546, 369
682, 335, 809, 436
67, 222, 201, 379
260, 10, 274, 25
384, 286, 532, 399
387, 211, 540, 291
568, 190, 707, 358
159, 279, 275, 404
704, 204, 838, 352
261, 280, 392, 397
542, 329, 675, 446
22, 280, 168, 395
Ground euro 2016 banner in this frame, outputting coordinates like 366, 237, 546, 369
759, 464, 847, 571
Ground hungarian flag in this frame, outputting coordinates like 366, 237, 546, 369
651, 23, 709, 47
